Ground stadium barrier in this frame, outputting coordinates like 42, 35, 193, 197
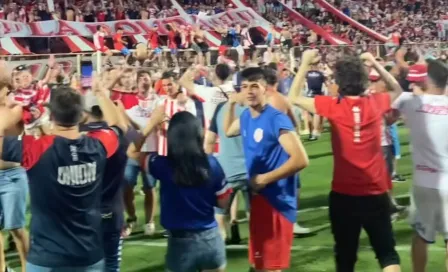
4, 42, 447, 86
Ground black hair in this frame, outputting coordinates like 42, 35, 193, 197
267, 62, 278, 71
167, 111, 210, 187
240, 67, 266, 84
117, 27, 123, 31
427, 59, 448, 90
215, 63, 231, 81
90, 105, 103, 119
56, 74, 65, 84
334, 55, 368, 96
263, 68, 278, 86
404, 50, 419, 64
161, 71, 176, 80
166, 24, 172, 31
48, 86, 83, 127
96, 25, 102, 31
137, 69, 151, 79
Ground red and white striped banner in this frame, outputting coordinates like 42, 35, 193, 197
0, 37, 32, 55
61, 36, 95, 52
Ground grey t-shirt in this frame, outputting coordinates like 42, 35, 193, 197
209, 102, 247, 182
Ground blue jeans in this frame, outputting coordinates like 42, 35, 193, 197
124, 158, 156, 189
389, 124, 401, 159
166, 227, 226, 272
26, 260, 104, 272
0, 167, 28, 230
103, 230, 122, 272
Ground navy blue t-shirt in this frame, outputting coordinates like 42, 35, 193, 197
147, 155, 230, 230
80, 122, 129, 232
2, 131, 118, 267
306, 70, 326, 96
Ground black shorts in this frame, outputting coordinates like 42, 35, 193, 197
282, 39, 293, 49
192, 42, 209, 54
329, 191, 400, 271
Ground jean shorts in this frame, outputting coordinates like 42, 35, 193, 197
124, 158, 157, 189
0, 167, 28, 230
166, 227, 226, 272
214, 179, 250, 215
120, 48, 130, 56
26, 259, 104, 272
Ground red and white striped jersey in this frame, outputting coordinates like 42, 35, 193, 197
93, 32, 105, 50
14, 83, 50, 125
157, 96, 198, 156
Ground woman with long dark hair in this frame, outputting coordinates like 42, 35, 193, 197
141, 110, 231, 272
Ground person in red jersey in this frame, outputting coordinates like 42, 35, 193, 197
147, 24, 163, 67
113, 27, 130, 63
289, 50, 402, 272
166, 23, 179, 70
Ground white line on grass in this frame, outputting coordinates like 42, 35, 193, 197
297, 193, 410, 215
126, 241, 447, 252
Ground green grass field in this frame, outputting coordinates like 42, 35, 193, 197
7, 127, 448, 271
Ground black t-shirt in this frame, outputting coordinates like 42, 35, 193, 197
79, 122, 129, 232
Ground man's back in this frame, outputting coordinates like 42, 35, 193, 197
210, 102, 246, 181
80, 122, 129, 231
2, 131, 118, 267
393, 93, 448, 189
315, 93, 392, 196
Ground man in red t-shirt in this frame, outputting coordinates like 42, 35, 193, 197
113, 27, 130, 62
289, 50, 402, 272
147, 24, 162, 67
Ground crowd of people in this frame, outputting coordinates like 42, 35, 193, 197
0, 26, 447, 272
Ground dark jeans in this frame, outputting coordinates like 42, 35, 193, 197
329, 191, 400, 271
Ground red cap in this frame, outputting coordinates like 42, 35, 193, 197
368, 69, 380, 81
406, 64, 428, 83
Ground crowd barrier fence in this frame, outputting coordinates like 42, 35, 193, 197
3, 42, 448, 84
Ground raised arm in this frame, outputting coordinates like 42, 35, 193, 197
178, 68, 196, 95
360, 52, 403, 103
288, 50, 319, 114
223, 95, 241, 137
92, 74, 121, 130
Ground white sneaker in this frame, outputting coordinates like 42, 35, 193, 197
144, 222, 156, 236
293, 223, 311, 235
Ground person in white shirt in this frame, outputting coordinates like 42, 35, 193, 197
179, 63, 234, 128
121, 70, 161, 237
157, 71, 204, 156
392, 61, 448, 272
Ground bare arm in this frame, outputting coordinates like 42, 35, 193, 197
285, 101, 300, 131
288, 50, 319, 114
223, 101, 240, 137
361, 52, 403, 103
204, 131, 217, 155
178, 68, 196, 96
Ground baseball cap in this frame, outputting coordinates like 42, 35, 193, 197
406, 64, 428, 83
368, 69, 380, 81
